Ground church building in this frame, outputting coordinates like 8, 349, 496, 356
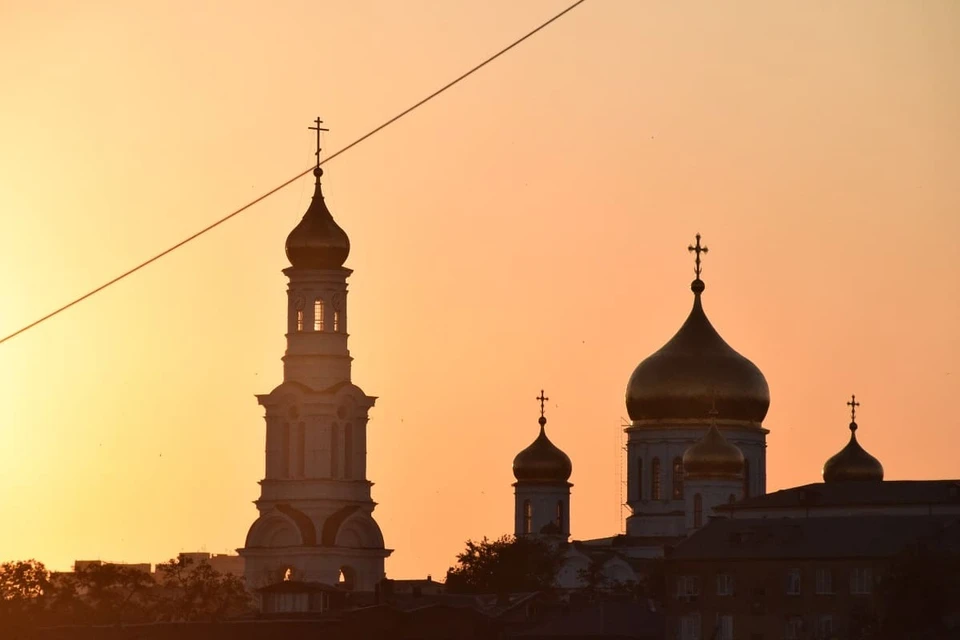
239, 151, 390, 592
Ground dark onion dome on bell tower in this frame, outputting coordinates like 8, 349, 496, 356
513, 393, 572, 484
285, 167, 351, 269
823, 395, 884, 483
683, 407, 745, 479
625, 235, 770, 424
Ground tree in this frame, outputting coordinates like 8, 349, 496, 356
445, 535, 566, 594
0, 560, 51, 628
155, 556, 251, 621
72, 563, 156, 624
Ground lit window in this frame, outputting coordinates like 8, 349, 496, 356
743, 459, 751, 498
296, 310, 304, 332
673, 457, 684, 499
333, 310, 340, 332
314, 299, 324, 331
815, 568, 833, 594
523, 500, 532, 534
850, 567, 873, 595
716, 573, 734, 596
786, 568, 801, 595
693, 494, 703, 528
651, 458, 662, 500
556, 501, 564, 530
636, 458, 643, 500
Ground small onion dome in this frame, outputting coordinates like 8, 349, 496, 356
682, 424, 745, 479
626, 279, 770, 424
822, 421, 884, 483
513, 416, 572, 483
285, 168, 351, 269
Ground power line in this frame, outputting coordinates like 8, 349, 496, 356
0, 0, 588, 347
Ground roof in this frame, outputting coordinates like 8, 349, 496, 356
719, 480, 960, 512
670, 515, 960, 561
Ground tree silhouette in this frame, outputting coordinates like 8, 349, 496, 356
445, 535, 566, 594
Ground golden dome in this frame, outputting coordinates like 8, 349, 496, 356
285, 168, 351, 269
822, 421, 884, 483
513, 416, 572, 484
682, 423, 745, 479
625, 278, 770, 424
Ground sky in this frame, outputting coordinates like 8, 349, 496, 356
1, 0, 958, 580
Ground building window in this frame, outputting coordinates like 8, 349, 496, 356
715, 615, 733, 640
786, 568, 801, 595
815, 568, 833, 595
314, 299, 324, 331
850, 567, 873, 595
296, 309, 304, 332
679, 612, 701, 640
651, 458, 662, 501
784, 616, 803, 640
333, 310, 340, 332
672, 457, 684, 499
343, 423, 353, 479
716, 573, 734, 596
636, 457, 643, 500
743, 458, 751, 498
816, 614, 834, 638
556, 501, 564, 530
693, 494, 703, 528
676, 575, 700, 599
523, 500, 532, 534
330, 423, 339, 478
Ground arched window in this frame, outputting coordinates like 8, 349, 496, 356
314, 299, 324, 331
338, 566, 356, 591
556, 501, 564, 530
295, 422, 306, 477
344, 423, 353, 479
523, 500, 532, 534
672, 457, 684, 499
636, 458, 643, 500
651, 458, 662, 501
280, 422, 291, 478
743, 459, 751, 499
694, 493, 703, 528
333, 310, 340, 333
330, 423, 339, 478
296, 310, 304, 332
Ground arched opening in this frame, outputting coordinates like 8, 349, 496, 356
280, 422, 291, 478
651, 458, 662, 501
672, 457, 684, 499
556, 501, 564, 530
523, 500, 532, 534
338, 566, 356, 591
314, 298, 325, 331
636, 457, 643, 500
694, 493, 703, 528
282, 567, 293, 582
344, 423, 353, 479
330, 423, 339, 478
743, 459, 751, 498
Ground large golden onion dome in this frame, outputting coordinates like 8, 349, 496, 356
822, 399, 884, 483
625, 266, 770, 424
285, 168, 351, 269
683, 423, 745, 479
513, 415, 572, 484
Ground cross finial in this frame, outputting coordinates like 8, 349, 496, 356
308, 117, 329, 169
688, 233, 709, 280
847, 394, 860, 425
536, 390, 549, 419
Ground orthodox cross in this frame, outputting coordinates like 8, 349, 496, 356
688, 233, 709, 279
536, 390, 549, 418
308, 117, 329, 169
847, 394, 860, 423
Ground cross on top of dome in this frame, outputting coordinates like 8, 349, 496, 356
688, 233, 709, 280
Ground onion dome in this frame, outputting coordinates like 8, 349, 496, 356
285, 168, 350, 269
823, 397, 883, 482
683, 423, 745, 479
513, 412, 572, 484
625, 236, 769, 425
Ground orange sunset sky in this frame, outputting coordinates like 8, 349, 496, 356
1, 1, 958, 580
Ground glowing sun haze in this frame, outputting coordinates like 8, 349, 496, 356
1, 0, 958, 580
